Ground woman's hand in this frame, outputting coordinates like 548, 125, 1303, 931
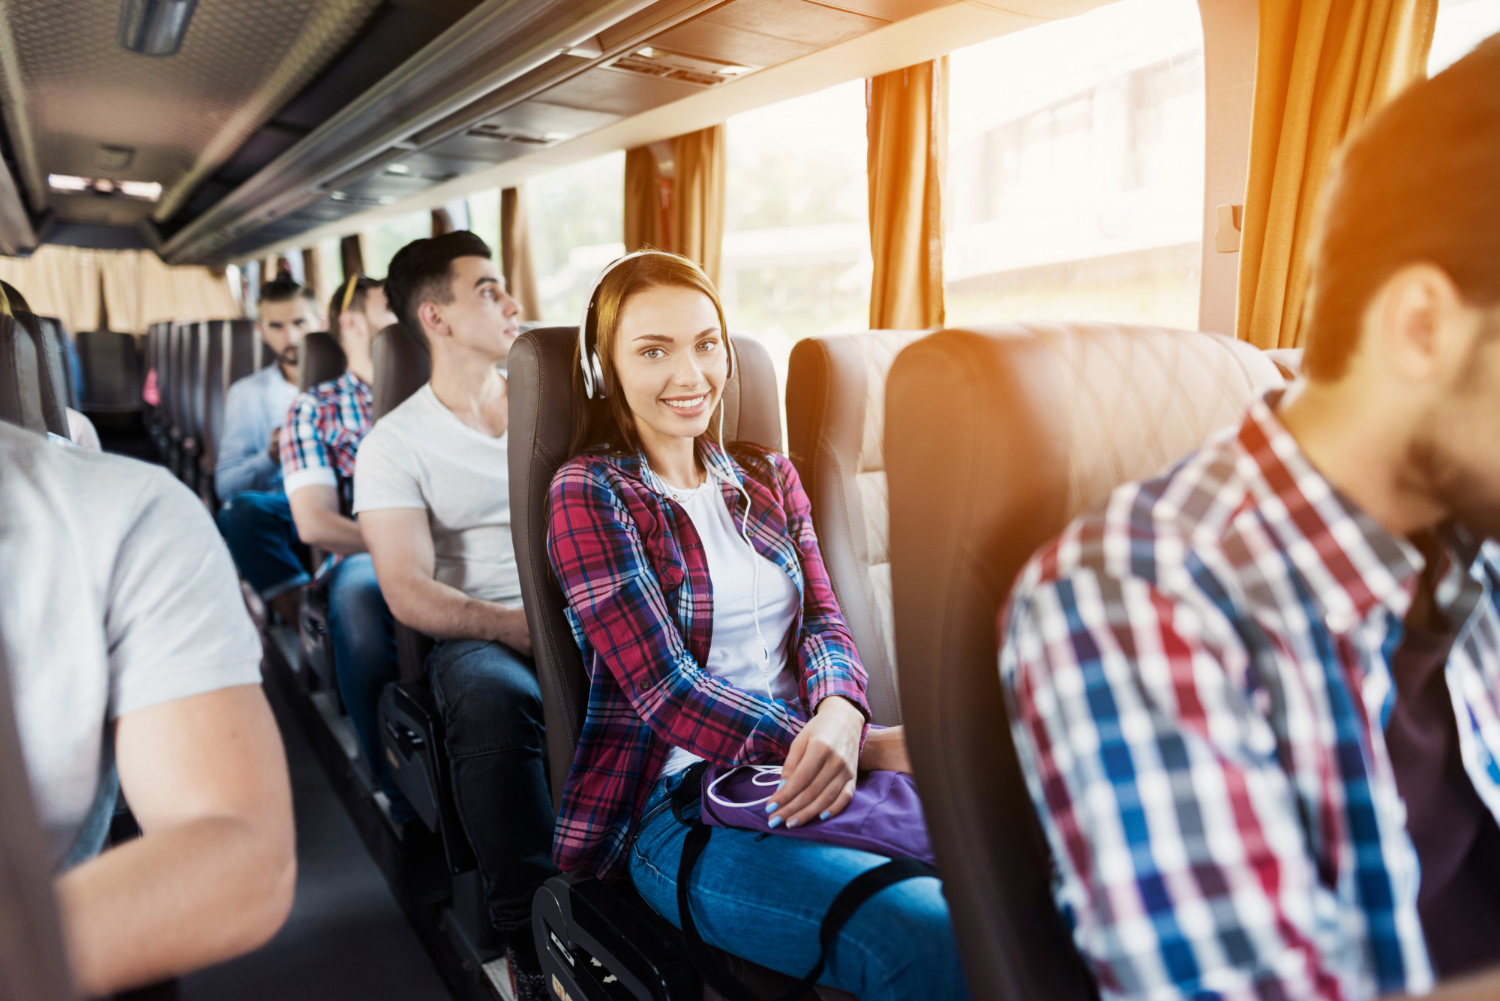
858, 725, 912, 774
767, 696, 864, 829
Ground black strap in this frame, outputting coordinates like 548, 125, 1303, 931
670, 766, 936, 1001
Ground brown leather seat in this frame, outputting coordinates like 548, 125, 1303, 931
884, 321, 1285, 1001
224, 318, 261, 386
0, 310, 66, 437
297, 330, 347, 392
509, 326, 839, 1001
786, 331, 929, 725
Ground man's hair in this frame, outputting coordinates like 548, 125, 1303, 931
326, 275, 383, 345
1303, 35, 1500, 379
384, 231, 492, 334
257, 277, 317, 307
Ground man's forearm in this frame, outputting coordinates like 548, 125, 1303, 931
295, 508, 366, 554
387, 573, 526, 646
55, 815, 295, 996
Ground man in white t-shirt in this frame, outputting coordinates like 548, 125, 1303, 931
0, 421, 294, 995
356, 232, 553, 999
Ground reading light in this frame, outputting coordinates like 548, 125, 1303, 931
118, 0, 198, 57
386, 163, 411, 175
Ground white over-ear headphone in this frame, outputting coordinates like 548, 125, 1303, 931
577, 250, 736, 400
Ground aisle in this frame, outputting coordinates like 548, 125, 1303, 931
176, 677, 454, 1001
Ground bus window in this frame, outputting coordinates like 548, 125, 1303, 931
1430, 0, 1500, 73
723, 79, 870, 383
531, 151, 626, 323
364, 210, 433, 278
945, 0, 1206, 330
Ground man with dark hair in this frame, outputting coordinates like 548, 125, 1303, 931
215, 278, 322, 626
277, 274, 403, 815
356, 231, 553, 999
1002, 39, 1500, 1000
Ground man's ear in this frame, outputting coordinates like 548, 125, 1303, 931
417, 300, 445, 340
1373, 263, 1467, 384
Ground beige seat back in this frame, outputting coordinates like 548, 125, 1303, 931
786, 331, 929, 725
885, 321, 1285, 1001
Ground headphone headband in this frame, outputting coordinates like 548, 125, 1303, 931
576, 251, 733, 400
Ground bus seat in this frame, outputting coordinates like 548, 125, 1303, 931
34, 317, 74, 416
165, 322, 188, 476
76, 330, 144, 417
509, 325, 839, 1001
884, 321, 1285, 1001
786, 330, 929, 725
197, 321, 230, 506
298, 331, 347, 392
0, 311, 66, 437
224, 319, 260, 386
176, 324, 206, 493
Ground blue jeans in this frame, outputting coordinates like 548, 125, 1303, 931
427, 639, 558, 932
216, 490, 310, 599
325, 555, 402, 808
628, 772, 969, 1001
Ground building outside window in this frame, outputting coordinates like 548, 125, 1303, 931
944, 0, 1206, 330
1430, 0, 1500, 73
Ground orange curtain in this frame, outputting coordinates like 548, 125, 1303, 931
624, 146, 666, 253
672, 125, 726, 285
867, 59, 948, 330
1235, 0, 1437, 349
339, 235, 365, 280
501, 186, 542, 321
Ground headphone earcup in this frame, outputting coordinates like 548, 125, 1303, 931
590, 353, 606, 399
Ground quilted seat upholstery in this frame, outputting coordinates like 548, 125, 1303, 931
786, 330, 929, 725
884, 321, 1285, 1001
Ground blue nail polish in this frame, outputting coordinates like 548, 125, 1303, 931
819, 810, 831, 821
776, 780, 786, 790
786, 819, 800, 829
765, 802, 777, 813
768, 817, 782, 829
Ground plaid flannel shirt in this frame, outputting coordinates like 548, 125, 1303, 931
1000, 392, 1500, 1001
279, 370, 371, 579
546, 442, 871, 880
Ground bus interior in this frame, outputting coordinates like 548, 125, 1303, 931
2, 0, 1500, 999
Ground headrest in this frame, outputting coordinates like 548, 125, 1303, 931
508, 326, 782, 807
371, 323, 430, 422
298, 331, 347, 392
0, 311, 67, 437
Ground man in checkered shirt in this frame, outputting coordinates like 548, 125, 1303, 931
1001, 39, 1500, 1001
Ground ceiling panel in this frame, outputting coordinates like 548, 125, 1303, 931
649, 20, 820, 68
692, 0, 887, 47
542, 66, 706, 117
0, 0, 383, 223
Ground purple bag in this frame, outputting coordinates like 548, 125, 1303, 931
696, 763, 936, 866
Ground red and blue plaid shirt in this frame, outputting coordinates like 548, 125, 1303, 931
1001, 393, 1500, 1001
546, 442, 870, 880
279, 370, 371, 578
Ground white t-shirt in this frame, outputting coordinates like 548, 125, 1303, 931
662, 475, 802, 777
0, 423, 263, 867
353, 383, 522, 604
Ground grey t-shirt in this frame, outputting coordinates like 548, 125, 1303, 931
353, 382, 522, 604
0, 423, 263, 867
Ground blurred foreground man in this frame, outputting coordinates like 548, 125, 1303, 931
0, 422, 294, 995
1002, 38, 1500, 1001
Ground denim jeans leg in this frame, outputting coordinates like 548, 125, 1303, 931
325, 555, 401, 801
427, 639, 558, 934
627, 776, 970, 1001
216, 490, 311, 599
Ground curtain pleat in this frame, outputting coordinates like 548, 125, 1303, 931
0, 246, 237, 333
432, 208, 455, 237
1235, 0, 1437, 349
672, 125, 727, 286
624, 146, 665, 253
866, 59, 948, 331
501, 186, 542, 321
301, 247, 323, 305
